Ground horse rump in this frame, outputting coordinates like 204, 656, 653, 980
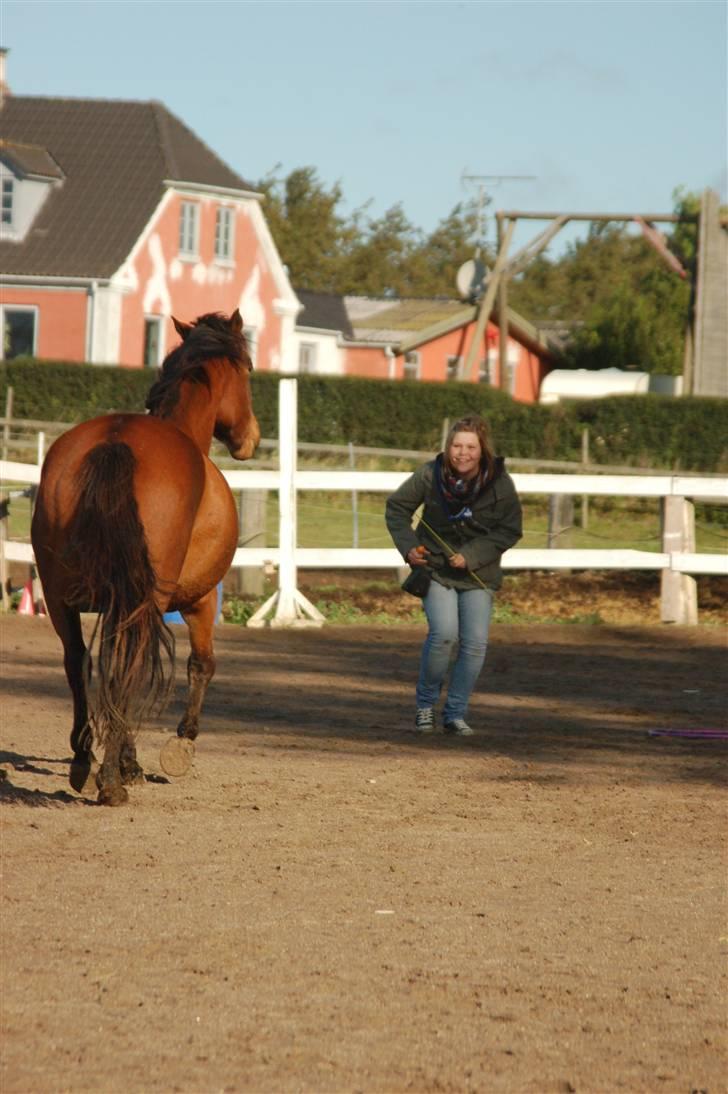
69, 441, 175, 746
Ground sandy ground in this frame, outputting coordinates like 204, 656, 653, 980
1, 613, 726, 1094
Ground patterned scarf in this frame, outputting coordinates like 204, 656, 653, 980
435, 455, 487, 522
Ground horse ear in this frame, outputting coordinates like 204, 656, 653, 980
230, 309, 244, 334
172, 316, 193, 340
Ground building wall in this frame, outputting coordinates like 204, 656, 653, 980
113, 191, 288, 369
0, 285, 87, 360
340, 319, 550, 403
344, 345, 393, 379
516, 347, 548, 403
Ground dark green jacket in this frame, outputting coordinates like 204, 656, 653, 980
385, 456, 523, 591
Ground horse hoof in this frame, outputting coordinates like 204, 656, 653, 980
69, 756, 100, 795
159, 737, 195, 778
121, 762, 146, 786
97, 784, 129, 807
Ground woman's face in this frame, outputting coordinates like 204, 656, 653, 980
448, 430, 482, 478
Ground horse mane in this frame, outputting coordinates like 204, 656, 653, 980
145, 313, 251, 417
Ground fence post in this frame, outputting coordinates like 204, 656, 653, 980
547, 494, 574, 549
2, 387, 13, 462
246, 379, 324, 628
238, 490, 267, 597
660, 496, 698, 624
0, 495, 9, 612
580, 426, 590, 529
348, 442, 359, 548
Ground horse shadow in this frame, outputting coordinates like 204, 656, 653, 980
0, 769, 88, 807
0, 749, 169, 807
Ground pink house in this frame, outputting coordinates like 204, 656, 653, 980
0, 83, 298, 371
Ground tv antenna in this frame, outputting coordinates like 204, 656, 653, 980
461, 171, 537, 257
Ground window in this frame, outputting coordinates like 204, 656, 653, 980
1, 178, 13, 226
403, 351, 420, 380
214, 207, 234, 261
446, 355, 462, 381
1, 307, 37, 359
298, 342, 317, 374
179, 201, 200, 257
244, 326, 258, 367
143, 317, 163, 368
478, 351, 493, 385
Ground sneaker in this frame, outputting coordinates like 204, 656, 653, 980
443, 718, 474, 737
415, 708, 435, 734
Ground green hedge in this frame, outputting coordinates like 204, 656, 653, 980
574, 395, 727, 471
1, 357, 153, 422
1, 357, 725, 471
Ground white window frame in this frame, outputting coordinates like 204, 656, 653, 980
506, 344, 519, 395
1, 304, 38, 360
142, 315, 164, 368
298, 341, 317, 374
478, 349, 494, 385
214, 206, 235, 262
403, 350, 420, 381
179, 201, 200, 259
446, 354, 462, 381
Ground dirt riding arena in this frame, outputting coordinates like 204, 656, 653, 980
1, 614, 726, 1094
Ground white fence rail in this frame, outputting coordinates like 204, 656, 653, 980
1, 380, 726, 625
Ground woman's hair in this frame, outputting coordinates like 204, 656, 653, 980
443, 414, 496, 480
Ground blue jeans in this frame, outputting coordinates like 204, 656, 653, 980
416, 581, 494, 721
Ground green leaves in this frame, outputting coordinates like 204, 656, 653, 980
254, 166, 484, 298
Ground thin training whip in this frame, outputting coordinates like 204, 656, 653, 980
417, 516, 490, 591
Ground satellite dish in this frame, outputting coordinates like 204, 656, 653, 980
456, 258, 486, 302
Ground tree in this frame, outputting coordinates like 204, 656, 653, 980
338, 204, 421, 296
509, 201, 696, 374
255, 166, 486, 299
255, 166, 360, 292
256, 166, 699, 374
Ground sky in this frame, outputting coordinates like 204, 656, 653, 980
2, 0, 726, 264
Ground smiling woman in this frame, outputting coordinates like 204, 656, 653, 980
385, 413, 523, 737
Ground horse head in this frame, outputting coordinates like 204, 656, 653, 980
151, 310, 260, 459
206, 310, 261, 460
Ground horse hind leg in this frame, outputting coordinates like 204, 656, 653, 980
96, 733, 129, 807
119, 736, 145, 786
44, 594, 99, 795
160, 587, 217, 778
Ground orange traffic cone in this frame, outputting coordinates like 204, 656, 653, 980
18, 580, 35, 616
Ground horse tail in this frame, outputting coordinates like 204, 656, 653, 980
70, 441, 175, 748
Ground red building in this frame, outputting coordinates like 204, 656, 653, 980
293, 292, 557, 403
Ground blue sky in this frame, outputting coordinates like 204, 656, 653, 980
2, 0, 726, 261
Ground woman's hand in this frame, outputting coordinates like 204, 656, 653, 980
448, 553, 468, 569
407, 545, 430, 567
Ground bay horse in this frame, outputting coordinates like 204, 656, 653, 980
30, 309, 260, 806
